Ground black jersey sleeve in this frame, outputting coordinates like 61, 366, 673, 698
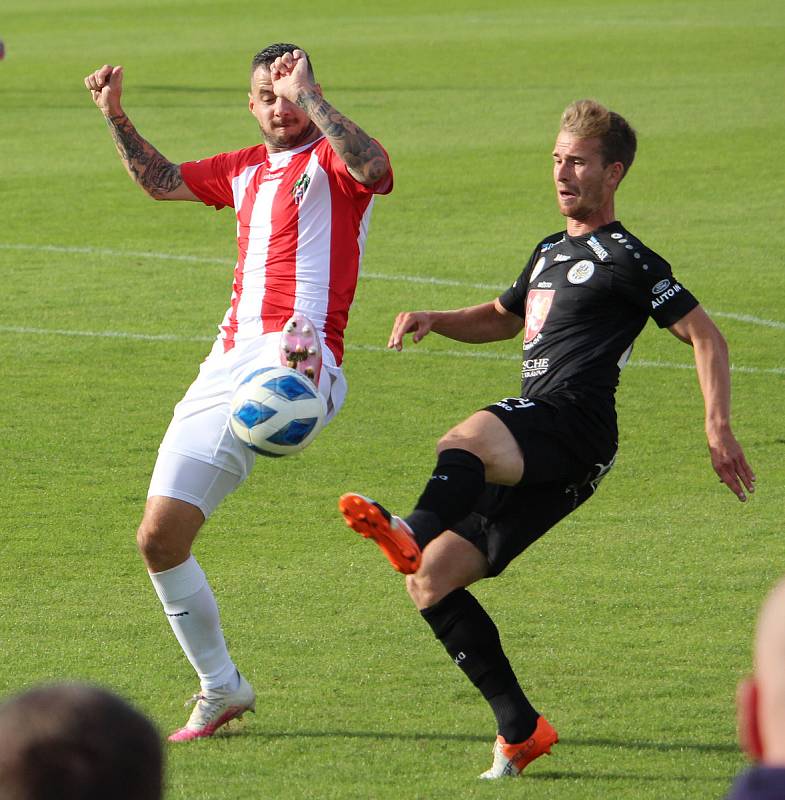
498, 251, 536, 318
499, 234, 561, 318
611, 247, 699, 328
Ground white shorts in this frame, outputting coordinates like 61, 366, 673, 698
148, 333, 347, 517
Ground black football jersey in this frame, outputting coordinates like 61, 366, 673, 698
498, 221, 699, 404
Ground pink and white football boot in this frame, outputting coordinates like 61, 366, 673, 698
168, 672, 256, 742
280, 313, 323, 385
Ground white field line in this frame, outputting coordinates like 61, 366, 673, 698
0, 243, 501, 291
1, 325, 784, 376
2, 242, 784, 328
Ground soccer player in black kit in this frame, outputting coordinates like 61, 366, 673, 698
339, 99, 756, 779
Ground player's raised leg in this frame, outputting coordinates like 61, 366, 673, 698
138, 461, 255, 742
405, 411, 523, 548
280, 312, 323, 384
341, 410, 520, 570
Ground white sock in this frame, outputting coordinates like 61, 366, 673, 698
149, 556, 238, 691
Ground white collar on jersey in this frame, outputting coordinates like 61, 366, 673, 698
267, 135, 326, 166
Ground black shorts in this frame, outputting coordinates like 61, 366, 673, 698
451, 395, 617, 576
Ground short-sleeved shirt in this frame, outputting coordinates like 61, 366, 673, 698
451, 222, 699, 574
181, 136, 393, 364
498, 220, 699, 440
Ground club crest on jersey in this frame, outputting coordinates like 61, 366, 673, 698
567, 260, 595, 284
524, 289, 554, 346
292, 172, 311, 205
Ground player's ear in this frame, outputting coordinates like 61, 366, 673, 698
607, 161, 624, 189
248, 93, 255, 114
737, 677, 764, 761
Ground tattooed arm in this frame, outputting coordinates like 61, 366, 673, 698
84, 65, 198, 201
103, 110, 197, 200
295, 91, 390, 186
270, 51, 391, 188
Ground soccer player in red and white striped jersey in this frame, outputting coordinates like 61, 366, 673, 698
85, 44, 392, 741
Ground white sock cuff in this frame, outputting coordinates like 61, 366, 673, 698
149, 555, 206, 604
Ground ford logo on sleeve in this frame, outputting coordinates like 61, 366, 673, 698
652, 279, 671, 294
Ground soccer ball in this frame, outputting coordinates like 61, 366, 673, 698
230, 366, 326, 457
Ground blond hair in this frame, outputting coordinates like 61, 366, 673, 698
560, 99, 637, 180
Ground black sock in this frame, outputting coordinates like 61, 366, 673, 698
420, 588, 539, 743
405, 448, 485, 549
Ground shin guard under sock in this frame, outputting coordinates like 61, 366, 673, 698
421, 588, 539, 743
405, 448, 485, 549
149, 556, 237, 691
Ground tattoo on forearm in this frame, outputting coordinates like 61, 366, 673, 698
105, 113, 183, 197
296, 92, 388, 185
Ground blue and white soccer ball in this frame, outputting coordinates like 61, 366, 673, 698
230, 366, 326, 457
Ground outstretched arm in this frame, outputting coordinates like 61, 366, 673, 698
388, 299, 523, 351
669, 305, 756, 502
269, 50, 391, 188
84, 65, 198, 201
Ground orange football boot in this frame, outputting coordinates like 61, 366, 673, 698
480, 716, 559, 779
338, 493, 421, 575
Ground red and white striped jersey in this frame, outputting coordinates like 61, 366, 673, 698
181, 136, 392, 365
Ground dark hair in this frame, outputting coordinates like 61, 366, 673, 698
250, 43, 315, 81
560, 99, 637, 180
0, 684, 163, 800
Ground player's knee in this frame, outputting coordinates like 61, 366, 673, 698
406, 571, 448, 610
436, 429, 480, 459
405, 572, 429, 608
136, 518, 174, 567
136, 520, 157, 561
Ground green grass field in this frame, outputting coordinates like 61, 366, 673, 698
2, 1, 784, 797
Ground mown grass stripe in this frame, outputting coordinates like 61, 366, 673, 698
2, 242, 784, 328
